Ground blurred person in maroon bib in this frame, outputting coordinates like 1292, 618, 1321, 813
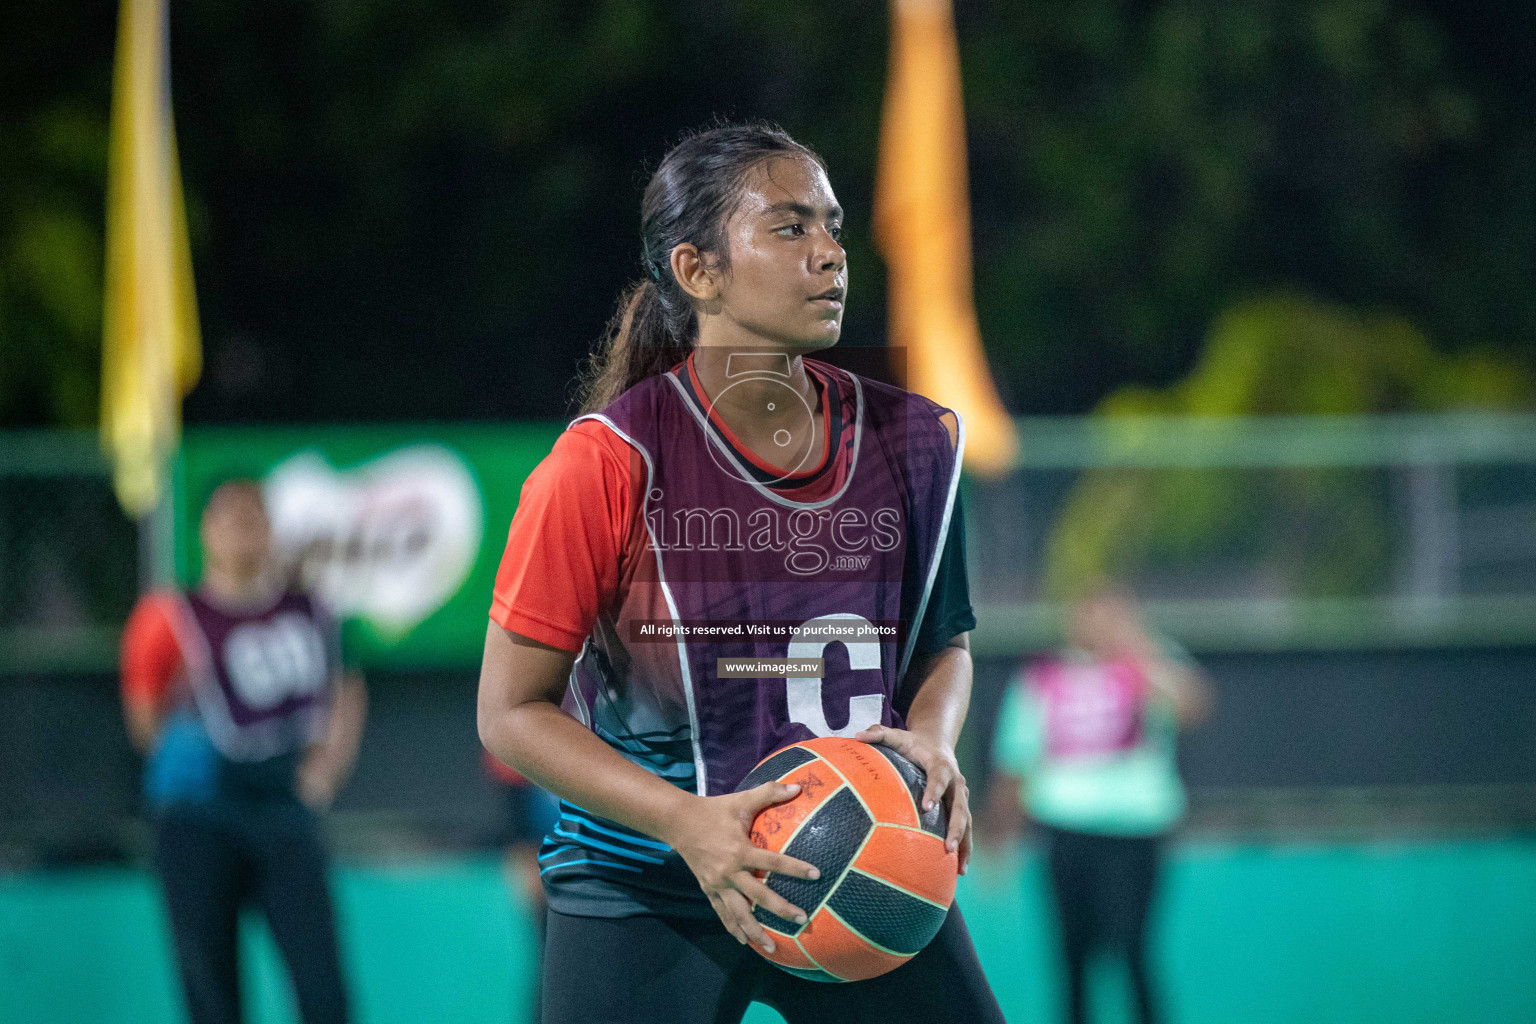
120, 480, 367, 1024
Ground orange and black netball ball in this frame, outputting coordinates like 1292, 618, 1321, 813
735, 737, 957, 982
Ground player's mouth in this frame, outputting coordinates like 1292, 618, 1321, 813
810, 287, 845, 310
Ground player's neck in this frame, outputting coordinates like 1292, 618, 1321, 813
688, 345, 819, 426
200, 566, 279, 610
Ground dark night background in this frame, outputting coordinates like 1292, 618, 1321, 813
4, 0, 1535, 429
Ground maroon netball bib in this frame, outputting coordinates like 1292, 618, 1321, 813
570, 358, 963, 796
172, 589, 337, 761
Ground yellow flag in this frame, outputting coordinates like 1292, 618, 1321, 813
101, 0, 202, 518
873, 0, 1017, 475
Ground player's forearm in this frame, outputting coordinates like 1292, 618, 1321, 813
123, 698, 161, 754
901, 634, 973, 753
481, 700, 695, 844
298, 676, 368, 808
979, 770, 1027, 839
324, 673, 368, 783
478, 623, 699, 842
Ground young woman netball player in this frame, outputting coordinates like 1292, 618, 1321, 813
477, 123, 1004, 1022
120, 481, 367, 1024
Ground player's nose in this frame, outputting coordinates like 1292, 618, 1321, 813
814, 232, 845, 275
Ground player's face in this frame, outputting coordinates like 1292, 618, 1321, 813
1068, 592, 1136, 657
1068, 595, 1117, 656
201, 490, 272, 581
712, 156, 847, 350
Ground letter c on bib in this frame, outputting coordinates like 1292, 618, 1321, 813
785, 613, 885, 737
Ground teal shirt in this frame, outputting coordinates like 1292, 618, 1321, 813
992, 655, 1187, 837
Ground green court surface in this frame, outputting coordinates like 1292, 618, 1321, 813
3, 839, 1534, 1024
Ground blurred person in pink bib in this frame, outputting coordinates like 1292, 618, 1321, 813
988, 585, 1212, 1024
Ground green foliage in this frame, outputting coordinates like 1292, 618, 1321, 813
1042, 291, 1535, 598
2, 1, 1534, 425
962, 0, 1536, 413
0, 104, 107, 427
1107, 292, 1536, 417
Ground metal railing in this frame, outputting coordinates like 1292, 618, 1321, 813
966, 414, 1536, 653
4, 414, 1535, 672
0, 430, 136, 673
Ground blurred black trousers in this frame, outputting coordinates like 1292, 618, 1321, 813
153, 799, 349, 1024
541, 902, 1006, 1023
1042, 824, 1163, 1024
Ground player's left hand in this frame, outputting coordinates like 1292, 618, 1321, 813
853, 724, 972, 876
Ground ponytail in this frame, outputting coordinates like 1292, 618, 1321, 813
576, 280, 693, 413
573, 121, 825, 414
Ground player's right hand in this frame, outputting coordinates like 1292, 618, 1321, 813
667, 781, 822, 954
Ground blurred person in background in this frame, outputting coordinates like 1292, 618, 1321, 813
119, 480, 368, 1024
481, 747, 559, 1020
985, 585, 1212, 1024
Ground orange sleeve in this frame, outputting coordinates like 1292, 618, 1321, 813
483, 746, 529, 786
120, 591, 185, 708
489, 420, 640, 653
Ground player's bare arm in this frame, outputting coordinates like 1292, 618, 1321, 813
857, 631, 975, 874
298, 670, 369, 811
476, 621, 820, 953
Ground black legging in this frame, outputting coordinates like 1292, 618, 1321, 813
153, 799, 349, 1024
1042, 824, 1163, 1024
541, 901, 1006, 1024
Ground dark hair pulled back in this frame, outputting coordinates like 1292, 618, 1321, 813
576, 121, 825, 413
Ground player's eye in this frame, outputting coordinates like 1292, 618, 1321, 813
829, 225, 843, 242
775, 223, 805, 237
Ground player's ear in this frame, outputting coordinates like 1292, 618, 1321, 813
672, 243, 721, 304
